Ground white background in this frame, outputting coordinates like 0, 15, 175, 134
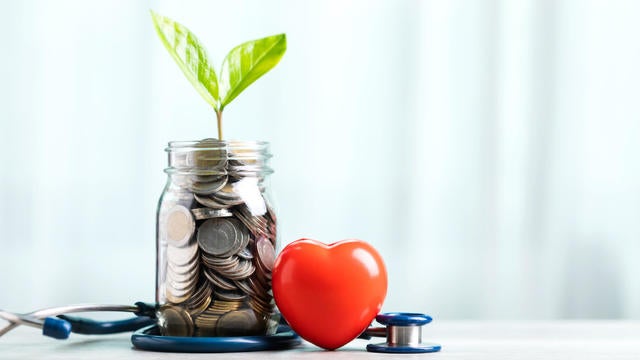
0, 0, 639, 319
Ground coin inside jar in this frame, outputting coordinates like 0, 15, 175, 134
164, 205, 195, 248
192, 207, 233, 220
256, 237, 275, 271
216, 309, 262, 336
197, 218, 244, 256
158, 305, 194, 337
166, 242, 199, 266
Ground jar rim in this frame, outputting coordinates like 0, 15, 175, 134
166, 139, 270, 152
164, 139, 273, 176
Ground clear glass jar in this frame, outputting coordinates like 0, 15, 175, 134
155, 139, 279, 337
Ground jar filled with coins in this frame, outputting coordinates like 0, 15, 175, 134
156, 139, 278, 337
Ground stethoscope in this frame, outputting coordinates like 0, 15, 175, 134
0, 302, 441, 353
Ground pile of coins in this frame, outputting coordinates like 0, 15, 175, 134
156, 139, 277, 337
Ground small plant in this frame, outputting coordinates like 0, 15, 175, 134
151, 11, 287, 140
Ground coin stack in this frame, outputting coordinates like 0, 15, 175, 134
157, 139, 278, 337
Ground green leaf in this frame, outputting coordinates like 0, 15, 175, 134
151, 11, 220, 110
219, 34, 287, 109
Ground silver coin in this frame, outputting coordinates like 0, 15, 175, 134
187, 177, 228, 195
237, 247, 254, 260
234, 279, 256, 297
194, 194, 230, 209
210, 184, 244, 205
193, 172, 227, 182
197, 218, 241, 256
192, 208, 233, 220
165, 274, 197, 292
166, 276, 197, 299
256, 237, 275, 271
227, 142, 260, 166
214, 289, 247, 302
163, 205, 195, 248
234, 206, 269, 237
165, 284, 194, 304
209, 257, 241, 274
187, 142, 227, 169
166, 263, 199, 287
203, 268, 238, 291
167, 258, 198, 276
167, 242, 199, 266
219, 259, 255, 281
201, 254, 239, 268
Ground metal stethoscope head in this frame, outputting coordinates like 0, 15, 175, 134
361, 313, 441, 353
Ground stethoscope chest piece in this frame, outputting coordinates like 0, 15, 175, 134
365, 313, 441, 354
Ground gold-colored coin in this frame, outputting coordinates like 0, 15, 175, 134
164, 205, 195, 248
157, 305, 194, 337
217, 309, 263, 336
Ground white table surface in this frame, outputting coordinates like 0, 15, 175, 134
1, 321, 639, 360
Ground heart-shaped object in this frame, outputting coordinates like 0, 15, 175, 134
272, 238, 387, 350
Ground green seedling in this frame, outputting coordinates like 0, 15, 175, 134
151, 11, 286, 140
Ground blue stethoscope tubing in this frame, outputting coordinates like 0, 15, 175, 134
131, 324, 300, 353
0, 302, 156, 339
0, 302, 301, 352
0, 303, 440, 353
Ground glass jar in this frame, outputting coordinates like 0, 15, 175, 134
155, 139, 279, 337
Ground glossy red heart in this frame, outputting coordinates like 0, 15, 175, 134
272, 239, 387, 350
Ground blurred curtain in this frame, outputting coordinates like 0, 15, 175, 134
0, 0, 638, 319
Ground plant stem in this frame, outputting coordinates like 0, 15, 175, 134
216, 110, 223, 140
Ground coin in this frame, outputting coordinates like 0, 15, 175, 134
210, 300, 243, 313
187, 140, 227, 169
166, 266, 198, 289
197, 218, 243, 256
248, 294, 274, 316
201, 254, 239, 269
192, 207, 233, 220
216, 310, 262, 336
211, 184, 244, 206
158, 305, 194, 337
165, 279, 196, 304
234, 205, 270, 238
217, 259, 255, 281
237, 247, 254, 260
194, 314, 220, 336
256, 237, 275, 271
164, 205, 195, 248
234, 279, 256, 297
167, 259, 198, 276
186, 287, 212, 317
187, 176, 228, 195
193, 194, 230, 209
214, 289, 247, 302
166, 242, 199, 266
203, 268, 238, 291
227, 140, 260, 166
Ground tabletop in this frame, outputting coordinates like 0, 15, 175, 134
1, 321, 639, 359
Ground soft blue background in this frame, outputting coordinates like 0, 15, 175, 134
1, 0, 639, 319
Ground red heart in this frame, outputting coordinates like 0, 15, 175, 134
272, 239, 387, 350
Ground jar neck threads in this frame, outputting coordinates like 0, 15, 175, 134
165, 139, 273, 177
